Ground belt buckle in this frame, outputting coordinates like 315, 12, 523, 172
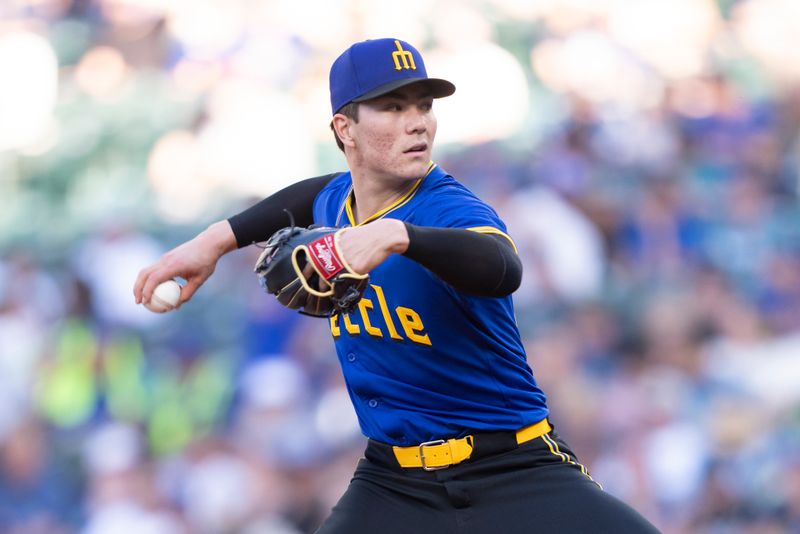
419, 439, 449, 471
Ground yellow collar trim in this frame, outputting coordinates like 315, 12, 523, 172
345, 162, 436, 227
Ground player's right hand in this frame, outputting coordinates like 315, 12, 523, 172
335, 218, 410, 274
133, 221, 237, 307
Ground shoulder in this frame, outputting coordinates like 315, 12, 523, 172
319, 171, 350, 193
315, 172, 351, 202
411, 164, 507, 230
313, 171, 352, 226
417, 165, 497, 211
420, 165, 484, 201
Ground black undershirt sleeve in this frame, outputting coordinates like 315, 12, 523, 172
229, 179, 521, 297
402, 223, 522, 298
227, 173, 341, 248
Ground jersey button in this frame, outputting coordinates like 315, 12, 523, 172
368, 399, 378, 408
347, 352, 356, 362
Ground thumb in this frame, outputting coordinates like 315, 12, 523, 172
178, 278, 203, 306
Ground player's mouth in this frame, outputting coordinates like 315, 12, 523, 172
404, 143, 428, 154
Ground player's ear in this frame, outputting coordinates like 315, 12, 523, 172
332, 114, 356, 148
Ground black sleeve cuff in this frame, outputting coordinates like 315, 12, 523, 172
402, 223, 521, 297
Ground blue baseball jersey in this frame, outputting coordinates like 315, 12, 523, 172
312, 163, 548, 446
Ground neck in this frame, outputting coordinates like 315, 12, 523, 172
349, 170, 418, 226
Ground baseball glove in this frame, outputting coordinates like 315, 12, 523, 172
254, 225, 369, 317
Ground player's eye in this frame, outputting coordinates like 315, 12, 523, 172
384, 103, 403, 111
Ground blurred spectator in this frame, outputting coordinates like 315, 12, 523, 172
504, 185, 606, 306
0, 416, 82, 532
71, 224, 164, 330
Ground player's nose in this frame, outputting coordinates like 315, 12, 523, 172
406, 108, 428, 134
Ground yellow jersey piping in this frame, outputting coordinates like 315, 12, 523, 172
541, 433, 601, 488
344, 162, 436, 227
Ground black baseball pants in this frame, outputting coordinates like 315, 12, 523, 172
315, 429, 661, 533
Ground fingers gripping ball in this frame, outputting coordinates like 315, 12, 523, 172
144, 279, 182, 313
254, 226, 369, 317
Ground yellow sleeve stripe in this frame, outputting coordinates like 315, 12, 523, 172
467, 226, 518, 253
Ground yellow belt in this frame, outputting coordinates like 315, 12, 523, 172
392, 419, 552, 470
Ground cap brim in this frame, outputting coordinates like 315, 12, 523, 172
352, 78, 456, 103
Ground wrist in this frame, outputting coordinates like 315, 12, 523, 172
388, 219, 410, 254
202, 220, 238, 256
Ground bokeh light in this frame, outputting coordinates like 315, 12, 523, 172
198, 80, 316, 197
531, 31, 662, 109
0, 31, 58, 152
734, 0, 800, 83
433, 41, 530, 144
147, 130, 208, 222
74, 46, 129, 99
166, 0, 246, 60
606, 0, 721, 79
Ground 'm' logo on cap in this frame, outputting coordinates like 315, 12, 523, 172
391, 40, 416, 71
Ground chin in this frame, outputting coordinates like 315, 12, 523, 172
377, 156, 430, 181
400, 158, 431, 179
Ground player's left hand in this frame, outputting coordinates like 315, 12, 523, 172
336, 219, 410, 274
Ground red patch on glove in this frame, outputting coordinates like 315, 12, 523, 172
307, 234, 345, 280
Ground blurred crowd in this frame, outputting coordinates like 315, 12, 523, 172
3, 0, 800, 533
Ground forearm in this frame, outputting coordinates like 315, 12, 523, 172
227, 173, 340, 248
201, 220, 239, 257
402, 224, 522, 297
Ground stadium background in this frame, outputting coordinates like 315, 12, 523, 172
2, 0, 800, 532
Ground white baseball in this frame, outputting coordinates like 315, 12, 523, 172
144, 280, 182, 313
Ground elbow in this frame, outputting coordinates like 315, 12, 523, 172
479, 247, 521, 298
493, 253, 522, 297
482, 234, 522, 298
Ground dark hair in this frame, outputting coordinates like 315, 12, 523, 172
330, 102, 360, 152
